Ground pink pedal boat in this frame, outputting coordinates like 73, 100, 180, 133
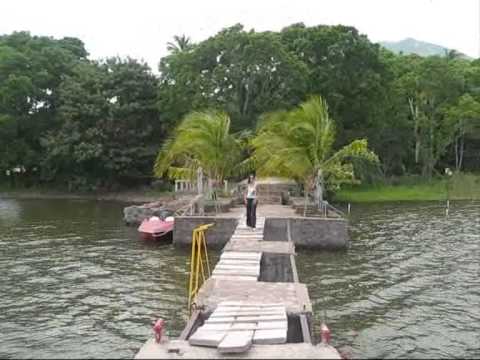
138, 215, 174, 241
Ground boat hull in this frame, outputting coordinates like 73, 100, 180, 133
140, 230, 173, 242
138, 217, 174, 242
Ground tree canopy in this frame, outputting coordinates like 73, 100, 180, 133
1, 25, 480, 192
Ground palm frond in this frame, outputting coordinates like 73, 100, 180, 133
252, 96, 379, 192
153, 110, 244, 182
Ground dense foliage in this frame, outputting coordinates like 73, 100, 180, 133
252, 96, 378, 197
1, 25, 480, 191
154, 110, 242, 183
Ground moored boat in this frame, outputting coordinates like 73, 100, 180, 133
138, 215, 174, 241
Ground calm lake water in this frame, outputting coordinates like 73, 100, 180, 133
0, 199, 479, 358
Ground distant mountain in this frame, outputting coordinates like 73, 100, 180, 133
379, 37, 471, 59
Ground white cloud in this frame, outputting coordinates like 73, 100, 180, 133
0, 0, 478, 73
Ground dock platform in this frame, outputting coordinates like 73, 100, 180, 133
135, 210, 342, 359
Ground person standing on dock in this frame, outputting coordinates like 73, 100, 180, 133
244, 174, 258, 229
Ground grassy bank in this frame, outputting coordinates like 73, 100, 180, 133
334, 173, 480, 203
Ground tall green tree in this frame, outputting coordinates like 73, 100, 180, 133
279, 23, 389, 145
154, 110, 242, 186
0, 31, 88, 183
166, 34, 193, 53
252, 96, 378, 214
443, 94, 480, 171
393, 55, 466, 177
41, 57, 160, 190
158, 25, 308, 131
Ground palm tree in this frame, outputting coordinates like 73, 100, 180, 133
154, 110, 242, 193
166, 34, 192, 54
251, 96, 379, 215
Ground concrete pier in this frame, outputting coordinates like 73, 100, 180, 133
173, 205, 349, 249
135, 209, 343, 359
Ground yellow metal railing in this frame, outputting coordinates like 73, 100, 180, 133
187, 223, 214, 314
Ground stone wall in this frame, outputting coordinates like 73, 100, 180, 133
259, 253, 294, 282
123, 204, 170, 226
173, 216, 238, 248
264, 218, 289, 242
265, 217, 349, 249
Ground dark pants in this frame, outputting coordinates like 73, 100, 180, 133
246, 198, 257, 228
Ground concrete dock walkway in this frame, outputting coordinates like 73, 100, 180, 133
135, 212, 342, 359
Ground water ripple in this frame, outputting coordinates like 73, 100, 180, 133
298, 201, 480, 359
0, 199, 190, 359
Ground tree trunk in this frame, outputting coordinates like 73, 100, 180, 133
408, 98, 421, 164
314, 170, 324, 212
459, 134, 465, 171
454, 137, 459, 171
303, 183, 308, 217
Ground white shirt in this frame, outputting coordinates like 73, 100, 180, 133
246, 183, 257, 199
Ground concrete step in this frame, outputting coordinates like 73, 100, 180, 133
212, 270, 259, 278
234, 229, 264, 234
232, 232, 264, 236
220, 252, 262, 261
253, 329, 287, 344
212, 310, 286, 318
218, 301, 284, 308
214, 265, 260, 273
188, 330, 226, 347
217, 259, 260, 266
230, 236, 264, 241
212, 267, 260, 276
217, 330, 253, 354
211, 275, 258, 281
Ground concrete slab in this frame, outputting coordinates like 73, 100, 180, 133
135, 339, 343, 359
256, 321, 288, 330
217, 330, 254, 354
236, 227, 264, 231
234, 229, 264, 233
200, 323, 233, 331
253, 329, 287, 345
229, 323, 258, 331
214, 306, 262, 313
214, 264, 260, 270
212, 270, 259, 277
258, 314, 287, 321
217, 301, 245, 306
234, 315, 286, 323
188, 330, 226, 347
205, 316, 236, 324
212, 269, 259, 275
214, 310, 284, 317
213, 270, 260, 277
220, 251, 262, 260
217, 302, 284, 309
217, 259, 260, 265
224, 240, 295, 255
211, 275, 257, 281
230, 236, 264, 241
231, 233, 264, 237
196, 279, 312, 314
234, 229, 256, 232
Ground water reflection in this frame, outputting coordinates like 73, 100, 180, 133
0, 199, 22, 223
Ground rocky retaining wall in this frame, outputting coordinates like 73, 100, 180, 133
173, 216, 238, 248
264, 217, 349, 249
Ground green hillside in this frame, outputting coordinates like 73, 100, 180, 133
380, 37, 470, 58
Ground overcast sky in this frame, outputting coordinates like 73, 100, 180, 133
1, 0, 478, 72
